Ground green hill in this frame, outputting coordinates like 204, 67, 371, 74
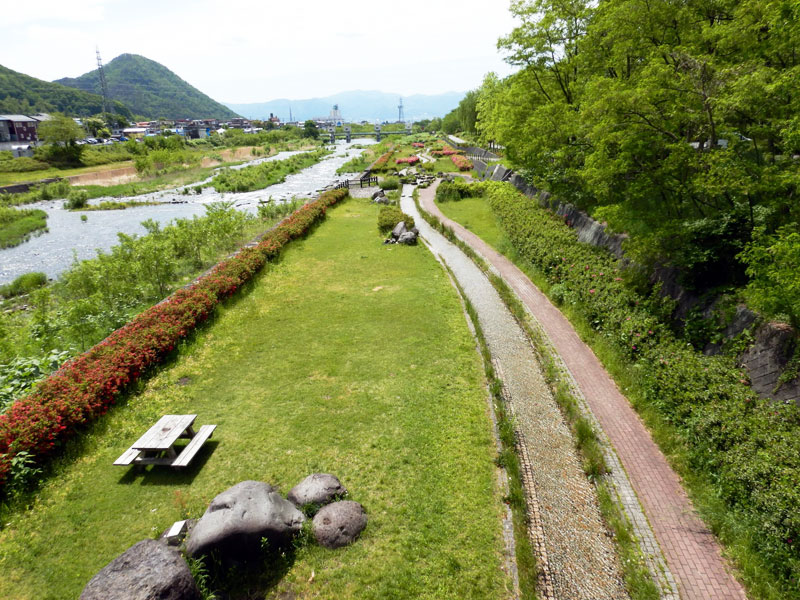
55, 54, 240, 120
0, 64, 133, 119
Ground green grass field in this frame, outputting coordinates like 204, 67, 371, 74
0, 198, 512, 600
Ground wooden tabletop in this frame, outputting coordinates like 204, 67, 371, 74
131, 414, 197, 451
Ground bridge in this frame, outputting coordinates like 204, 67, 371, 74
324, 125, 412, 143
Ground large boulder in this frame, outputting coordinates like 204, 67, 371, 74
185, 480, 305, 559
312, 501, 367, 549
371, 190, 385, 200
397, 232, 418, 245
80, 539, 201, 600
288, 473, 347, 508
391, 221, 407, 239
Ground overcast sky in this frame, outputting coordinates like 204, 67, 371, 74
1, 0, 519, 103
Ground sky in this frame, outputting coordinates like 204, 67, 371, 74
1, 0, 519, 103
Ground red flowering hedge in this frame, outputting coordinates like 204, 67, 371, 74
0, 188, 350, 489
450, 154, 473, 171
396, 156, 420, 165
431, 145, 461, 157
412, 142, 424, 148
373, 151, 394, 170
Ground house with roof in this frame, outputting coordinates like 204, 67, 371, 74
0, 115, 39, 143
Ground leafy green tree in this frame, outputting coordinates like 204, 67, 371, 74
302, 120, 319, 139
83, 117, 105, 137
37, 113, 85, 165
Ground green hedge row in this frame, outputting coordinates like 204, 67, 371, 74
485, 181, 800, 588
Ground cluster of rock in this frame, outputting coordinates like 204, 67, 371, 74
372, 189, 392, 205
384, 220, 419, 246
80, 474, 365, 600
400, 172, 436, 187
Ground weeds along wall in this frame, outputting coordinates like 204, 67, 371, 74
484, 181, 800, 588
0, 188, 350, 493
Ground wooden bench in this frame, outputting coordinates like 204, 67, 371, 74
114, 447, 142, 466
171, 424, 216, 468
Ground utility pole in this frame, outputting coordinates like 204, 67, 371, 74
96, 46, 111, 122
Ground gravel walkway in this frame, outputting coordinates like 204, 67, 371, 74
417, 182, 749, 600
401, 185, 629, 600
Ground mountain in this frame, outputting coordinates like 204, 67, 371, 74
55, 54, 239, 120
225, 90, 466, 122
0, 64, 134, 118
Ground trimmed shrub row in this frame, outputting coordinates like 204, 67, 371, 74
0, 188, 350, 491
450, 155, 473, 171
485, 181, 800, 587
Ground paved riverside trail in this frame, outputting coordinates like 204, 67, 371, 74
400, 186, 628, 600
416, 183, 748, 600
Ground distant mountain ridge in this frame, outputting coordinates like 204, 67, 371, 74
0, 64, 133, 118
225, 90, 465, 122
55, 54, 239, 120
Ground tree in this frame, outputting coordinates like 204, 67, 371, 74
83, 117, 105, 137
38, 113, 85, 165
302, 120, 319, 139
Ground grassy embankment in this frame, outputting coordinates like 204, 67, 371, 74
0, 205, 48, 248
0, 198, 513, 600
434, 186, 799, 600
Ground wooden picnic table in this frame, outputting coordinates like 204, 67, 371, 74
114, 414, 216, 468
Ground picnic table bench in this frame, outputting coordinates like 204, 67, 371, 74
114, 414, 216, 468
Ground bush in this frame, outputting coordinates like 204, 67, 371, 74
485, 180, 800, 588
0, 207, 48, 248
0, 272, 47, 299
64, 190, 88, 210
379, 177, 400, 191
0, 157, 50, 173
435, 178, 485, 202
378, 205, 414, 234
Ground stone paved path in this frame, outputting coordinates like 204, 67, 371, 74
417, 183, 749, 600
401, 186, 628, 600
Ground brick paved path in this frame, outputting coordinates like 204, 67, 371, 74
419, 186, 748, 600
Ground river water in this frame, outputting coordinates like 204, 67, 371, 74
0, 139, 375, 284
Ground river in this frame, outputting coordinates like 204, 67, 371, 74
0, 139, 375, 284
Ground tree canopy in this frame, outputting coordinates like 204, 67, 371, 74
476, 0, 800, 294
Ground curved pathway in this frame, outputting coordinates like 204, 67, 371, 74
400, 185, 628, 599
416, 183, 748, 600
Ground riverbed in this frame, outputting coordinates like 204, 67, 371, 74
0, 139, 374, 284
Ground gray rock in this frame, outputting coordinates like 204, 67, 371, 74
371, 190, 385, 200
185, 480, 305, 558
373, 195, 390, 205
410, 226, 420, 236
288, 473, 347, 508
391, 221, 407, 239
313, 501, 367, 549
80, 539, 201, 600
397, 232, 418, 245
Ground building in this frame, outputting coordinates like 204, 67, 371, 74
0, 115, 39, 143
226, 118, 251, 129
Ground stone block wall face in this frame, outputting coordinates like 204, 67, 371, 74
504, 171, 800, 405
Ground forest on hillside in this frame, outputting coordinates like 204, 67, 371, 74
446, 0, 800, 327
55, 54, 239, 120
0, 65, 133, 119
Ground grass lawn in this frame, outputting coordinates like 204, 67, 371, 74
434, 196, 510, 252
0, 198, 512, 600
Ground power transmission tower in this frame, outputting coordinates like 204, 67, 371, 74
95, 47, 111, 121
398, 98, 404, 123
